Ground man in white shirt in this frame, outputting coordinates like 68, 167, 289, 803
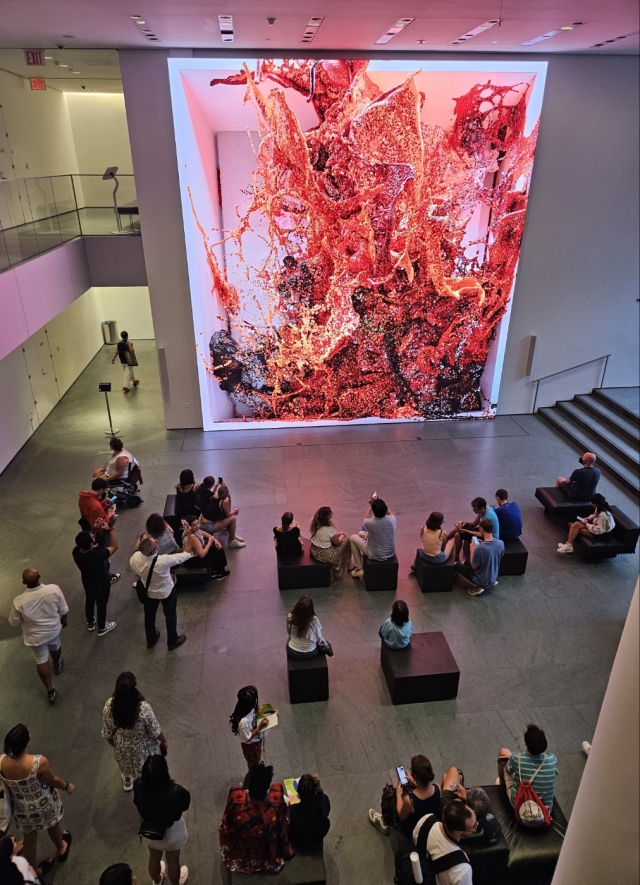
130, 530, 194, 650
413, 801, 476, 885
350, 496, 397, 578
9, 569, 69, 705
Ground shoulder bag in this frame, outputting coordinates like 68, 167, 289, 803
135, 556, 158, 605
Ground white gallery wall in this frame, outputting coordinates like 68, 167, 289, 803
93, 285, 154, 339
120, 49, 639, 429
65, 93, 133, 175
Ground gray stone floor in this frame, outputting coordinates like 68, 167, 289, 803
0, 342, 637, 885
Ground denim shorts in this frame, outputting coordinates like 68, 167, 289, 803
420, 550, 448, 565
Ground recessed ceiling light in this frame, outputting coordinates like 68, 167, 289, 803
59, 64, 69, 68
560, 26, 573, 31
450, 19, 500, 46
130, 15, 142, 19
44, 56, 53, 59
375, 17, 414, 45
492, 40, 498, 43
136, 20, 146, 24
522, 22, 586, 45
299, 16, 324, 44
218, 14, 234, 43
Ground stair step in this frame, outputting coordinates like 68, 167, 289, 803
593, 388, 640, 426
574, 395, 640, 446
557, 401, 639, 468
538, 407, 640, 498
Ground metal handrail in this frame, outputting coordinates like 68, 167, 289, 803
532, 354, 610, 413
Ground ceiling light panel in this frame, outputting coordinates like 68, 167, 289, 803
375, 18, 414, 46
521, 21, 584, 46
219, 15, 234, 43
300, 17, 324, 44
130, 14, 160, 42
450, 20, 499, 46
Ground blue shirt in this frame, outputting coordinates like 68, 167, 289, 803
471, 539, 504, 587
482, 507, 500, 539
379, 619, 412, 649
494, 501, 523, 540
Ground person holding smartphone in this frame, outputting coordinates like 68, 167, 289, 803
369, 755, 441, 838
557, 493, 616, 554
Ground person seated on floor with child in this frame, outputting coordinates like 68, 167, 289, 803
447, 497, 500, 564
286, 595, 333, 658
493, 489, 523, 541
369, 755, 441, 841
350, 493, 396, 579
454, 518, 504, 596
288, 774, 331, 856
411, 511, 456, 571
557, 493, 616, 554
274, 511, 304, 557
440, 767, 501, 846
379, 600, 413, 649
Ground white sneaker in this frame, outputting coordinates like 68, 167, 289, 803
582, 741, 591, 756
179, 866, 189, 885
229, 539, 246, 548
494, 776, 501, 785
151, 859, 166, 884
97, 621, 117, 636
235, 535, 245, 543
122, 774, 134, 791
557, 543, 574, 554
368, 808, 389, 835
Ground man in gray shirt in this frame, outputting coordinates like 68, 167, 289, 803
350, 497, 396, 578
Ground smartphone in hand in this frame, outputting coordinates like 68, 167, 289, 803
396, 765, 408, 786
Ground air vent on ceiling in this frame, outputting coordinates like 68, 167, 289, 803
450, 20, 500, 46
375, 18, 414, 45
300, 16, 325, 44
521, 21, 584, 46
219, 15, 234, 43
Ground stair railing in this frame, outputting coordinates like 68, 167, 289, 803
531, 354, 610, 413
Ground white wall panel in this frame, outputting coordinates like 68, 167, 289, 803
0, 345, 39, 475
93, 286, 154, 340
46, 288, 104, 396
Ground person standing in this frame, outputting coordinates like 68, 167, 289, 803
72, 530, 118, 635
0, 724, 73, 871
8, 570, 68, 704
111, 331, 139, 393
102, 672, 168, 791
350, 496, 396, 579
130, 535, 193, 651
78, 478, 117, 534
229, 686, 269, 777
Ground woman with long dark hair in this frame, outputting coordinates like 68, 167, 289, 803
286, 595, 333, 659
182, 515, 230, 580
174, 471, 200, 520
0, 835, 40, 884
274, 511, 304, 557
0, 724, 73, 871
230, 686, 269, 774
102, 672, 167, 791
200, 483, 245, 548
558, 493, 616, 554
309, 506, 350, 581
133, 755, 190, 885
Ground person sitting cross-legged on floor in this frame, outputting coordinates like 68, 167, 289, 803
369, 755, 441, 840
379, 600, 413, 649
493, 489, 523, 541
454, 518, 504, 596
286, 595, 333, 658
350, 495, 396, 579
288, 774, 331, 856
497, 723, 558, 814
557, 493, 616, 554
446, 497, 500, 564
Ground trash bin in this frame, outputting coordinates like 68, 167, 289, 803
102, 320, 119, 345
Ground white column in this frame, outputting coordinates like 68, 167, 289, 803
552, 580, 639, 885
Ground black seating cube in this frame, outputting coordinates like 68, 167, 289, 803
288, 654, 329, 704
573, 505, 640, 559
278, 539, 331, 591
463, 820, 510, 885
483, 784, 567, 885
224, 853, 326, 884
163, 493, 183, 539
534, 487, 593, 522
381, 632, 460, 704
414, 550, 456, 592
174, 563, 209, 589
498, 539, 529, 576
363, 553, 399, 591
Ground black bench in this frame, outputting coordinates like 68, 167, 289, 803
413, 550, 456, 592
483, 784, 567, 885
288, 654, 329, 704
534, 486, 594, 522
498, 538, 529, 576
363, 553, 399, 591
163, 494, 182, 537
463, 817, 510, 885
174, 563, 209, 589
277, 540, 331, 591
380, 632, 460, 705
535, 488, 640, 560
224, 853, 326, 884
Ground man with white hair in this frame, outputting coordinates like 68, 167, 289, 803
556, 452, 600, 500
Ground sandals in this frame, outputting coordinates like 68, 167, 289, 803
59, 831, 72, 862
38, 858, 55, 877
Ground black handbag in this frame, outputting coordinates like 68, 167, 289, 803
135, 555, 158, 604
138, 819, 165, 841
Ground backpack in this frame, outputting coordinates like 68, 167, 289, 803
394, 815, 470, 885
513, 756, 552, 829
129, 457, 143, 486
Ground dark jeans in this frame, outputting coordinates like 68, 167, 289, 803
84, 582, 110, 629
144, 587, 179, 647
186, 545, 227, 575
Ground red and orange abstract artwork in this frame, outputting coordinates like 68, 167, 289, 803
189, 59, 542, 423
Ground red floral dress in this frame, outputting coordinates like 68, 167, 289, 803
219, 784, 294, 872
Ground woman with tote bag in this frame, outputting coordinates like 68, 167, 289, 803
111, 331, 139, 393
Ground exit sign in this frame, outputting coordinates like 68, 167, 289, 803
30, 78, 47, 91
24, 50, 45, 66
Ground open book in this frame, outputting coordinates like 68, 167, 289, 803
259, 703, 279, 731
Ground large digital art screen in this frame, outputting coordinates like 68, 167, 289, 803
169, 58, 547, 430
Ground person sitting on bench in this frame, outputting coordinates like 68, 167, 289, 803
137, 513, 180, 555
199, 483, 245, 548
182, 515, 230, 580
412, 802, 476, 884
350, 495, 396, 579
274, 511, 304, 557
369, 755, 441, 840
379, 600, 413, 649
309, 507, 350, 581
447, 497, 499, 564
440, 769, 500, 846
493, 490, 523, 541
454, 518, 504, 596
414, 511, 456, 566
288, 774, 331, 856
196, 475, 219, 515
174, 470, 200, 519
497, 723, 558, 813
556, 452, 600, 499
286, 595, 333, 658
557, 493, 616, 554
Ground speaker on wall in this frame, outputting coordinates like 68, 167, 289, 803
158, 347, 171, 406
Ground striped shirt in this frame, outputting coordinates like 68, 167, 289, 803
507, 751, 558, 810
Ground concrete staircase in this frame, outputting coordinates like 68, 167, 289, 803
538, 387, 640, 498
